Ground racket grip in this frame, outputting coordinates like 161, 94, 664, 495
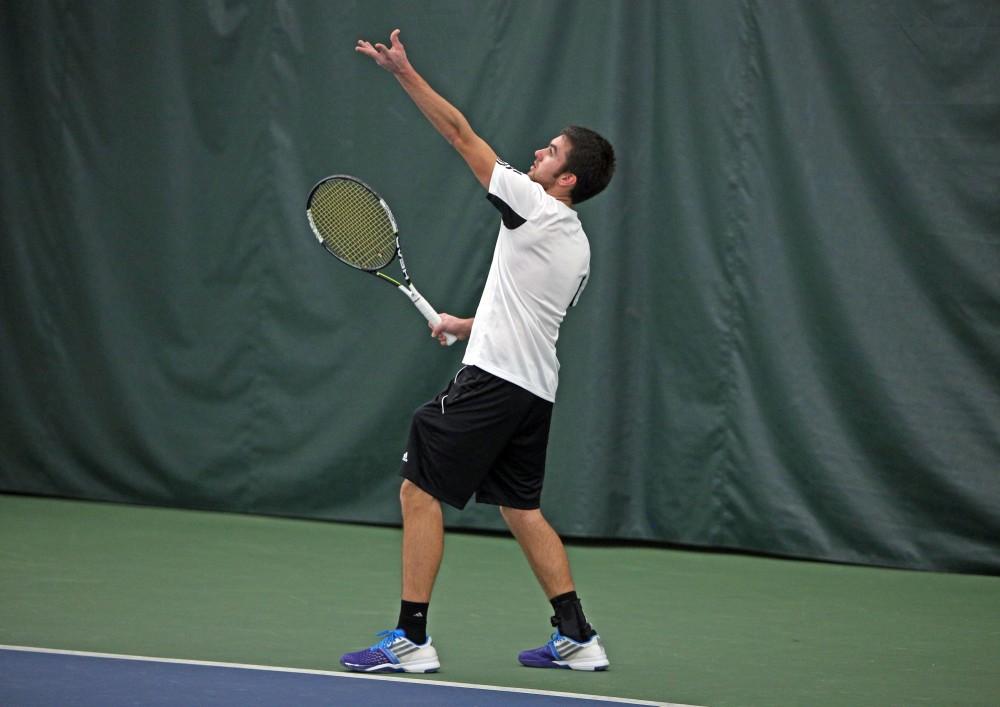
400, 285, 457, 346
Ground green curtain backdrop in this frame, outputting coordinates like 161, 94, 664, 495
2, 1, 997, 573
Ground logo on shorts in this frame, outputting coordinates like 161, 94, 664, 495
402, 451, 408, 463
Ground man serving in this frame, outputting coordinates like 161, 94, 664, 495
341, 29, 616, 674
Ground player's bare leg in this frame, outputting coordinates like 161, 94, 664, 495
499, 506, 574, 597
338, 479, 443, 673
400, 479, 444, 602
500, 505, 609, 671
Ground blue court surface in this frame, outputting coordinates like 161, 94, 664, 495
0, 646, 687, 707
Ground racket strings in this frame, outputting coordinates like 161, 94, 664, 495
309, 179, 397, 270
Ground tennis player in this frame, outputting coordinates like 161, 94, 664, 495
341, 29, 615, 674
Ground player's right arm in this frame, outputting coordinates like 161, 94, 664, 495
430, 314, 473, 346
356, 29, 497, 189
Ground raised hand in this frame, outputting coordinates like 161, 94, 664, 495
356, 29, 411, 74
354, 28, 498, 189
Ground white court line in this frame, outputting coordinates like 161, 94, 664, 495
0, 644, 704, 707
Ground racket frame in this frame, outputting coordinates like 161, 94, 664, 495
306, 175, 456, 345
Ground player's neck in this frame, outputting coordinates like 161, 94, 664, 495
547, 188, 574, 209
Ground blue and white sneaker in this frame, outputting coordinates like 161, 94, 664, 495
518, 631, 610, 671
340, 629, 440, 673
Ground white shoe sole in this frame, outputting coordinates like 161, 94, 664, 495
346, 658, 440, 674
400, 659, 441, 673
556, 658, 610, 671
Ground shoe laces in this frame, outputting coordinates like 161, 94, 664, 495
371, 629, 406, 650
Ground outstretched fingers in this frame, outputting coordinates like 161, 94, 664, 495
356, 29, 408, 72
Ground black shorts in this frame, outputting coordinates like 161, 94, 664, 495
400, 366, 553, 510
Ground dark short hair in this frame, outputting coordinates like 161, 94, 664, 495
560, 126, 615, 204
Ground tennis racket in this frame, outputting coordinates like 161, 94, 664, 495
306, 175, 456, 346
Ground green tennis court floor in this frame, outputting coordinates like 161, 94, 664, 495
1, 493, 997, 706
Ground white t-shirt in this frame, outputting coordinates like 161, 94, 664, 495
462, 160, 590, 402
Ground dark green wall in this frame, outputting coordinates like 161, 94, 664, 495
2, 1, 998, 572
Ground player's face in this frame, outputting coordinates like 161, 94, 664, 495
527, 134, 571, 188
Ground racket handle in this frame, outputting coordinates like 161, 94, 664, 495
399, 285, 457, 346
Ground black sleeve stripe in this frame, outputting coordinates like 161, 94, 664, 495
486, 193, 527, 229
569, 274, 587, 308
495, 158, 523, 176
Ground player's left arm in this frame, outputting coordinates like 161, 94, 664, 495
356, 29, 497, 189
